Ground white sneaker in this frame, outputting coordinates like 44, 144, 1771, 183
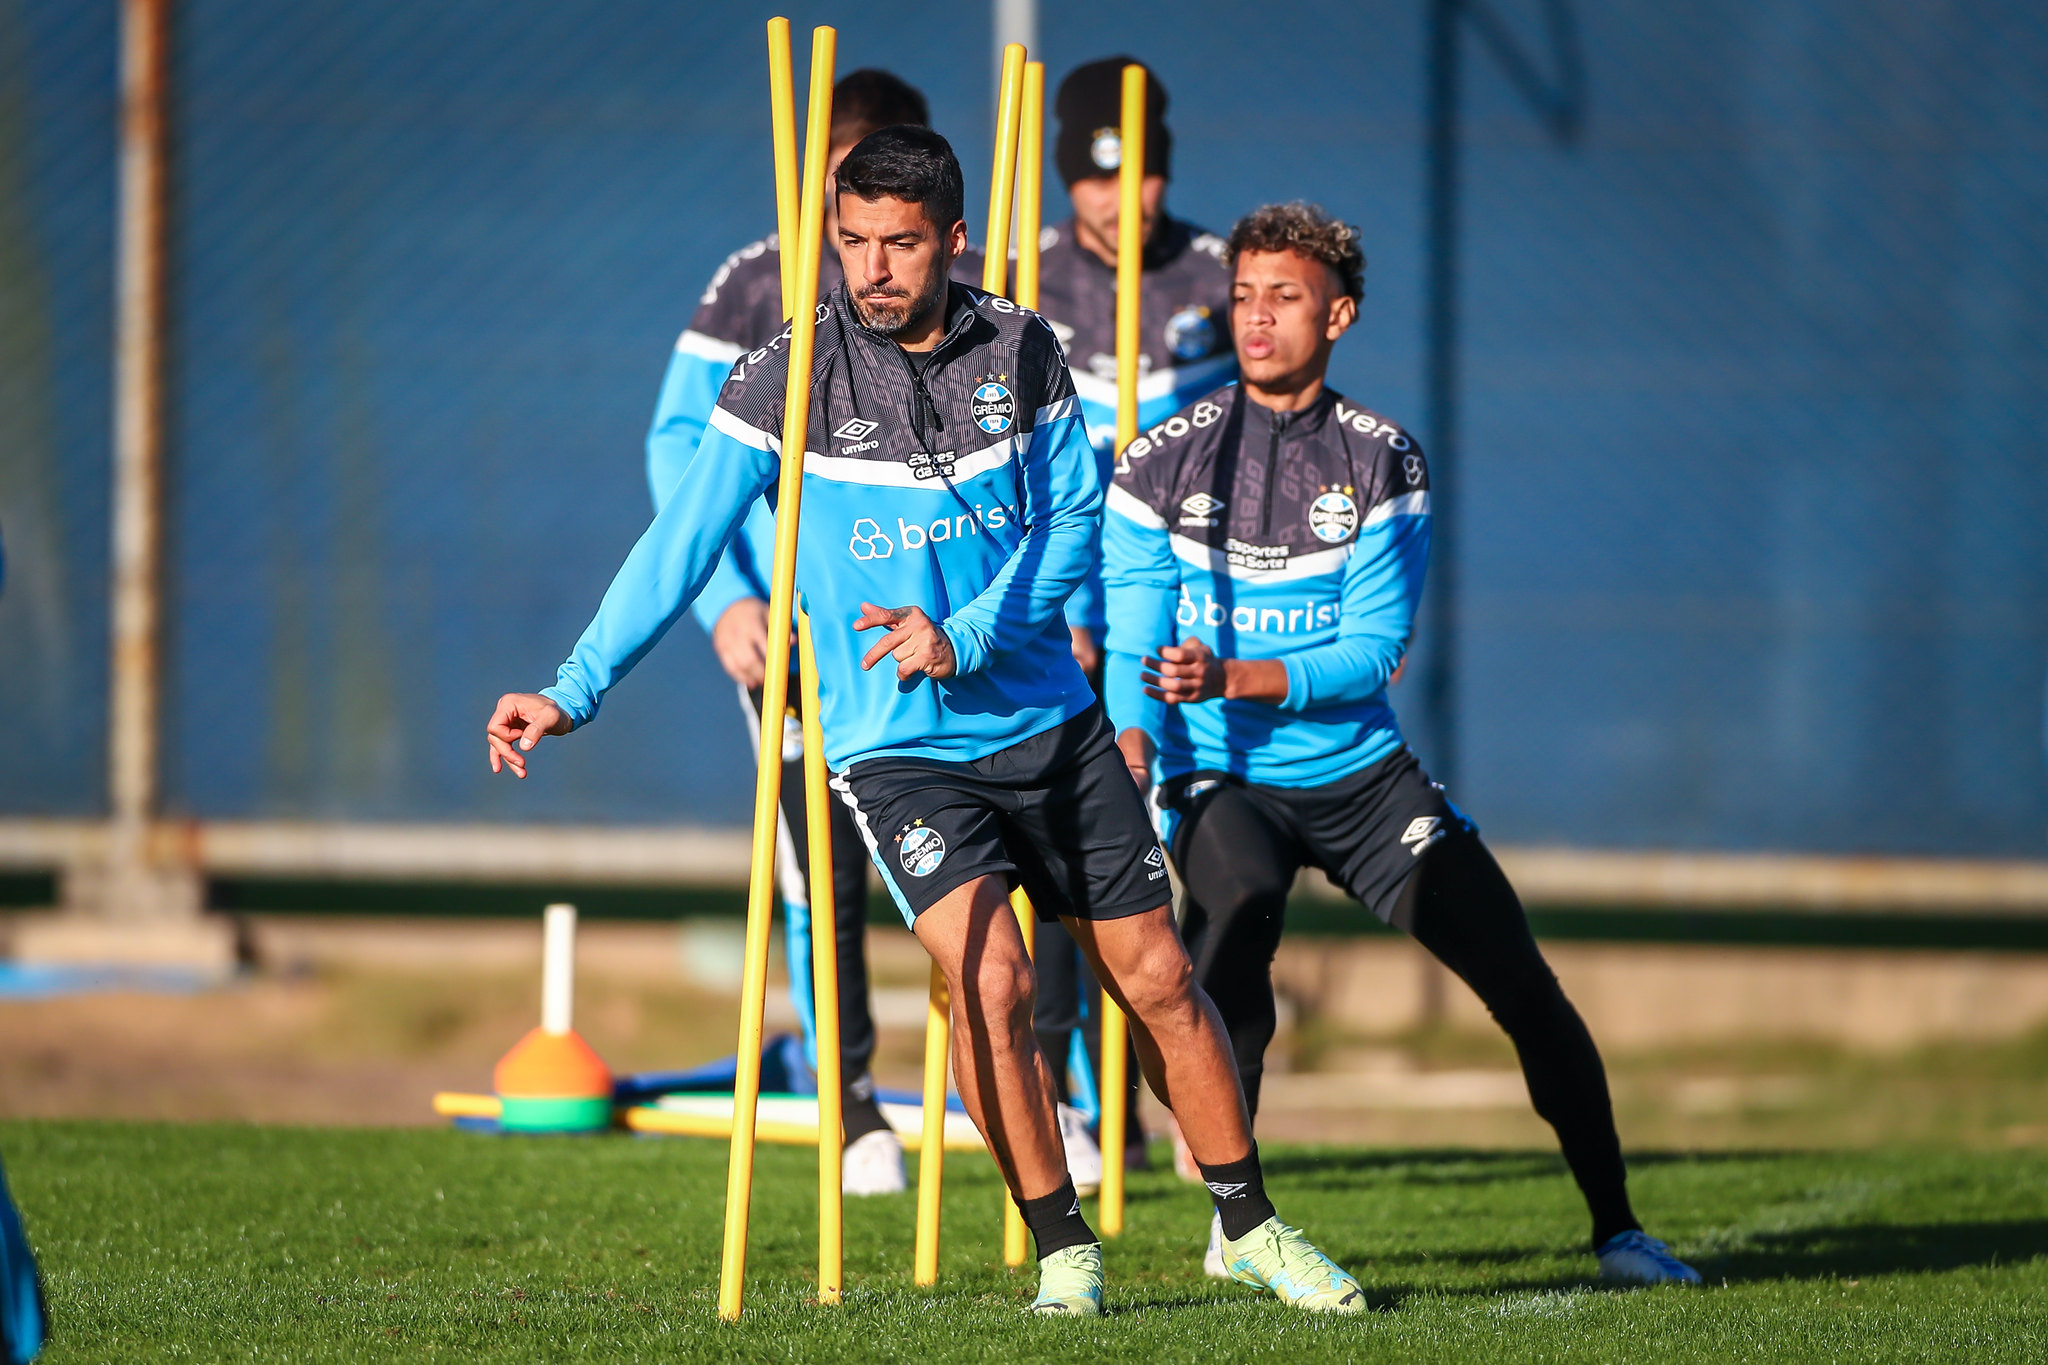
1597, 1230, 1702, 1285
840, 1128, 907, 1196
1202, 1210, 1227, 1278
1058, 1103, 1102, 1197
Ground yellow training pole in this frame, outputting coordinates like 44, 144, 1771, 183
1013, 61, 1044, 311
999, 62, 1045, 1272
911, 43, 1027, 1289
767, 17, 800, 315
718, 22, 835, 1324
912, 960, 950, 1286
981, 42, 1026, 297
1001, 886, 1037, 1266
1096, 62, 1149, 1242
798, 611, 842, 1304
772, 14, 843, 1309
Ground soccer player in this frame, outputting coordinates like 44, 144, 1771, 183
1025, 56, 1238, 1177
647, 70, 983, 1196
1102, 202, 1702, 1288
488, 129, 1364, 1316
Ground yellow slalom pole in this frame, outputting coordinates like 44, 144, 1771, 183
912, 960, 950, 1286
999, 62, 1046, 1272
1014, 61, 1045, 311
767, 18, 800, 316
773, 13, 843, 1310
718, 22, 836, 1325
1001, 886, 1037, 1266
912, 43, 1028, 1290
797, 615, 842, 1305
982, 42, 1026, 297
1095, 62, 1149, 1243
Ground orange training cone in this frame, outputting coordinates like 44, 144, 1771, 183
494, 904, 614, 1133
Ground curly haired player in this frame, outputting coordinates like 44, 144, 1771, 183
1103, 201, 1700, 1287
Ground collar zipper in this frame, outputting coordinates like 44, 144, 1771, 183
1261, 409, 1288, 537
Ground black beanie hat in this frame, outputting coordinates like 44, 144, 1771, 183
1054, 56, 1171, 186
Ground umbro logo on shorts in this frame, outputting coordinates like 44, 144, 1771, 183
1401, 816, 1447, 856
1144, 847, 1165, 867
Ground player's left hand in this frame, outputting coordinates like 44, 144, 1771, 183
1144, 636, 1226, 704
855, 602, 957, 681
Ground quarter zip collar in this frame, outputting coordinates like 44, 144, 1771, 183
834, 280, 983, 450
1243, 387, 1335, 535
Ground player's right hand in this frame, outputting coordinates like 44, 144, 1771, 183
713, 596, 774, 690
486, 693, 572, 778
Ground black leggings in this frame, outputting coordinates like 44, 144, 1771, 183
1177, 786, 1638, 1250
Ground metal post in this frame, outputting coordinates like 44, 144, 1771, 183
1419, 0, 1462, 787
992, 0, 1037, 102
77, 0, 203, 939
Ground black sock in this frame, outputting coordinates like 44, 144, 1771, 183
1018, 1180, 1096, 1261
841, 1072, 890, 1144
1198, 1146, 1278, 1242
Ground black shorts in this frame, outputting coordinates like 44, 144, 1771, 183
1158, 746, 1474, 928
831, 705, 1170, 927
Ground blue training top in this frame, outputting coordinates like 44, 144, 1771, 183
645, 234, 984, 629
546, 280, 1100, 771
1101, 383, 1431, 788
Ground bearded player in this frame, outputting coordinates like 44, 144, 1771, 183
489, 130, 1365, 1315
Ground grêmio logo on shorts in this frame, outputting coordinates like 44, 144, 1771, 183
898, 822, 947, 877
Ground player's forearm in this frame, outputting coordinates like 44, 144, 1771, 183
545, 424, 775, 724
1220, 656, 1292, 703
1103, 649, 1166, 737
941, 517, 1095, 674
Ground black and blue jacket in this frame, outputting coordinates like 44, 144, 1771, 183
547, 280, 1100, 771
1102, 383, 1430, 788
645, 236, 982, 635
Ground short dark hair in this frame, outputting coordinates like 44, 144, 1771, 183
1225, 202, 1365, 303
832, 69, 928, 141
835, 125, 965, 231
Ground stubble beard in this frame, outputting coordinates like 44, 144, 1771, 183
853, 264, 948, 338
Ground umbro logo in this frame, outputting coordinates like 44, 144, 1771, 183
1144, 847, 1165, 868
1179, 492, 1225, 527
1401, 816, 1447, 856
1205, 1180, 1249, 1199
834, 417, 882, 454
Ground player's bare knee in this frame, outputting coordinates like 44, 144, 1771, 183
1118, 941, 1196, 1022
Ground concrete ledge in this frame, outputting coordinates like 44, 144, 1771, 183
8, 910, 240, 974
6, 819, 2048, 911
1272, 935, 2048, 1051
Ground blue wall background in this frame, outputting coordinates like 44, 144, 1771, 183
2, 0, 2044, 856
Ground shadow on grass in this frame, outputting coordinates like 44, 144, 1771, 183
1261, 1147, 1811, 1188
1706, 1219, 2048, 1282
1260, 1148, 1572, 1187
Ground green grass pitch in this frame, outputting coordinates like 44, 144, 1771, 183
5, 1120, 2046, 1361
